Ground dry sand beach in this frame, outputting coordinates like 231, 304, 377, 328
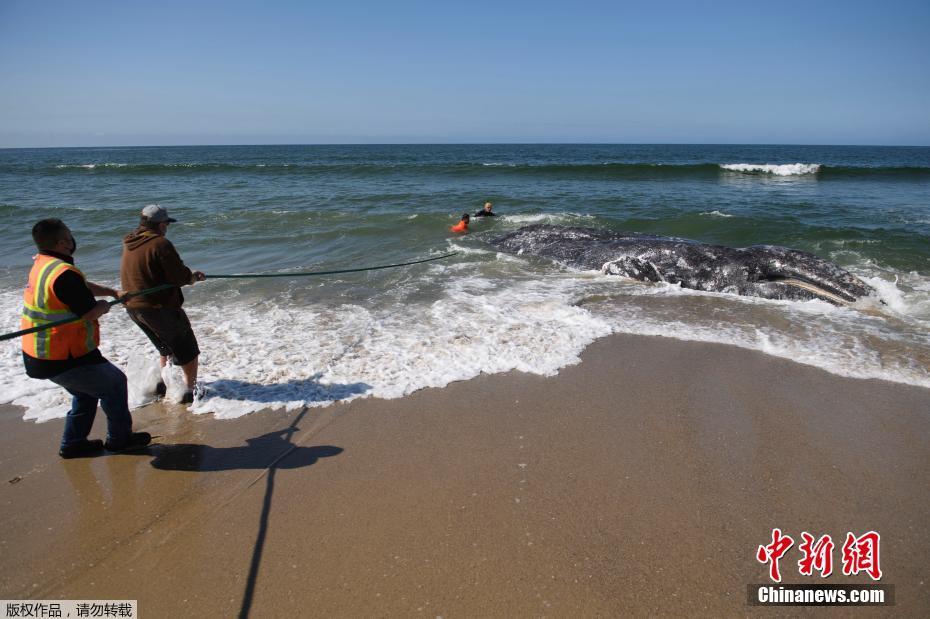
1, 334, 928, 616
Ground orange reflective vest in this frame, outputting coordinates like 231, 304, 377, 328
450, 221, 468, 233
21, 254, 99, 360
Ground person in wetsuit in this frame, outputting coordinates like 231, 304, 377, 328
473, 201, 496, 218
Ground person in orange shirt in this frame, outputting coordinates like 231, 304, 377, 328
450, 213, 470, 233
21, 218, 151, 458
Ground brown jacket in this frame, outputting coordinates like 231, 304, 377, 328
121, 227, 193, 309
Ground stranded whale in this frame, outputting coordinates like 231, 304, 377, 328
491, 224, 872, 304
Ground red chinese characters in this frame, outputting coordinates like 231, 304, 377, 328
756, 528, 795, 583
758, 529, 882, 582
841, 531, 882, 581
798, 532, 834, 577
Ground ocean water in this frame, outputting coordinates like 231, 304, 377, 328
0, 144, 928, 421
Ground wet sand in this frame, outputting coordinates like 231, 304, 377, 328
1, 334, 928, 616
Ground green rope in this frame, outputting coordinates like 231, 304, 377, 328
0, 283, 176, 343
1, 252, 457, 343
205, 251, 458, 279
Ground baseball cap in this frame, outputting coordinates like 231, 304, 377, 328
141, 204, 178, 223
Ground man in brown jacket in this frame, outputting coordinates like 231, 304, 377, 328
121, 204, 205, 403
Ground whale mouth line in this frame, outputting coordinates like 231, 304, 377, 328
771, 278, 850, 305
583, 274, 852, 305
762, 271, 858, 304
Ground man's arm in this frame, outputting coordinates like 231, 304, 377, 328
155, 239, 196, 285
87, 282, 120, 298
82, 300, 111, 321
52, 271, 111, 320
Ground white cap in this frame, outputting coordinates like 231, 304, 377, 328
141, 204, 177, 223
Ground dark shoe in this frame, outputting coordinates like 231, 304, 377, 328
180, 389, 194, 404
59, 439, 104, 459
105, 432, 152, 453
155, 381, 167, 397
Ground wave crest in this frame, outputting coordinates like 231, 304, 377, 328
720, 163, 821, 176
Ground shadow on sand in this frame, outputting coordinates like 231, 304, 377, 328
200, 375, 371, 405
147, 403, 342, 618
69, 377, 357, 618
149, 431, 342, 472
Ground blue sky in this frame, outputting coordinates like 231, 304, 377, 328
1, 0, 928, 146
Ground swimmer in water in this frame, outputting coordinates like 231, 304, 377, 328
473, 201, 496, 217
450, 213, 470, 233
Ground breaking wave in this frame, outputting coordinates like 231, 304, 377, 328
720, 163, 821, 176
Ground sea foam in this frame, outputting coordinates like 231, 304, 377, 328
503, 212, 595, 225
0, 274, 615, 421
1, 258, 928, 423
54, 163, 128, 169
720, 163, 821, 176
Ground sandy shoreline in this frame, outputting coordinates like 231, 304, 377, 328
1, 333, 928, 616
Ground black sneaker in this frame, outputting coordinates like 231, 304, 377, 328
59, 439, 104, 459
155, 381, 167, 397
105, 432, 152, 453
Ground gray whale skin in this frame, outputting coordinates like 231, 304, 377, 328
491, 224, 872, 304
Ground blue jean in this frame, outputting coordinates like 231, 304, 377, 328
49, 361, 134, 448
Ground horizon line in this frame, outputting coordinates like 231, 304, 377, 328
2, 141, 929, 150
